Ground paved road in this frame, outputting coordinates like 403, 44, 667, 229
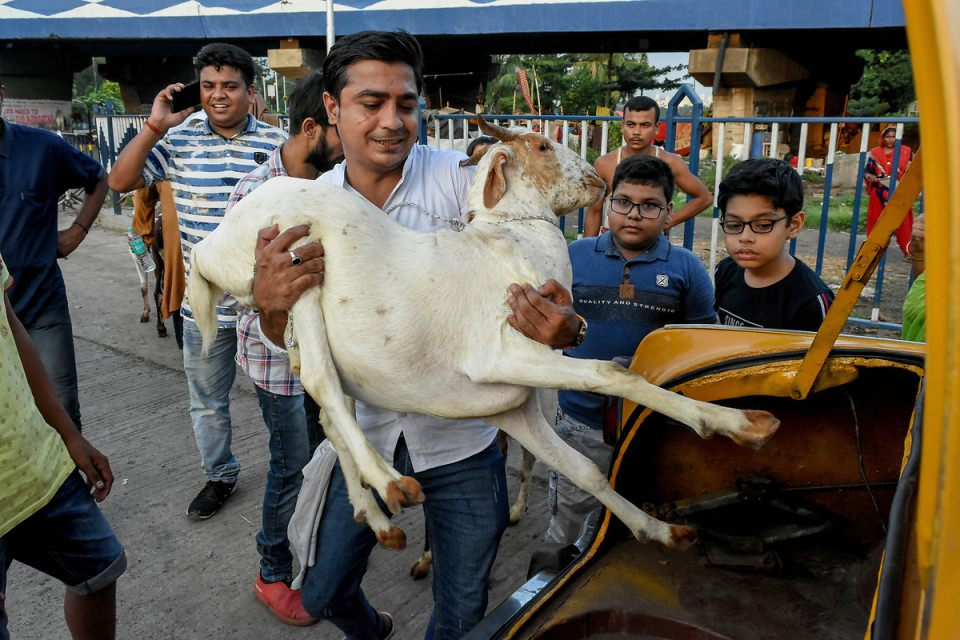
5, 209, 550, 639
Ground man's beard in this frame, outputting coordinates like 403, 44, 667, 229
305, 138, 341, 174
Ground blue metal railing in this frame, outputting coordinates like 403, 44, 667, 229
431, 89, 919, 331
83, 87, 919, 331
94, 114, 149, 215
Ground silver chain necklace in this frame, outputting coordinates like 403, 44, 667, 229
493, 216, 551, 225
383, 201, 466, 232
381, 202, 550, 231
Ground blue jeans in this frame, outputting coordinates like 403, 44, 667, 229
182, 321, 239, 483
301, 437, 509, 640
25, 305, 81, 430
544, 409, 612, 545
1, 472, 126, 640
254, 386, 323, 582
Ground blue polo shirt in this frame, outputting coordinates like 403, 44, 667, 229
560, 232, 716, 428
0, 119, 104, 326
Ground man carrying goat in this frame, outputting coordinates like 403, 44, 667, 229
249, 30, 583, 640
196, 29, 778, 640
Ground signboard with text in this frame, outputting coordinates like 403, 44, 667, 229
3, 98, 73, 130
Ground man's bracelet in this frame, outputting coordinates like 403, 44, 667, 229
72, 220, 90, 233
143, 120, 164, 137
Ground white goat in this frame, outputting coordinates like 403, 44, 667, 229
188, 118, 779, 550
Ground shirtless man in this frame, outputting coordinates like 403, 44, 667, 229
583, 95, 712, 237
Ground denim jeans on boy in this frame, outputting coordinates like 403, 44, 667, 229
1, 472, 127, 640
300, 436, 509, 640
182, 321, 240, 484
25, 304, 81, 430
254, 386, 323, 582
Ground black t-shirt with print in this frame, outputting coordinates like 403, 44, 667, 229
714, 256, 835, 332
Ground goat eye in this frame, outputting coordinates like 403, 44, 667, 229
539, 142, 548, 152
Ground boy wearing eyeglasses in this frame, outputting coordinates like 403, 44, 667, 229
714, 158, 833, 331
543, 155, 716, 546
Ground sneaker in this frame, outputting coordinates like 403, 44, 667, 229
186, 480, 236, 520
253, 575, 318, 627
379, 611, 396, 639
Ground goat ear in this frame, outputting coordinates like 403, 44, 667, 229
483, 150, 508, 209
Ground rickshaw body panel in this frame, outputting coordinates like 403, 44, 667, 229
901, 1, 960, 637
471, 327, 923, 640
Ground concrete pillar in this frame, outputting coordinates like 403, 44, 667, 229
801, 81, 849, 156
689, 36, 809, 159
267, 39, 324, 79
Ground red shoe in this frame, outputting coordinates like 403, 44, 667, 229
253, 575, 318, 626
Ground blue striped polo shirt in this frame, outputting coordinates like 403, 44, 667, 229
141, 114, 287, 327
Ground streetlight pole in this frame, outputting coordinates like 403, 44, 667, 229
326, 0, 335, 52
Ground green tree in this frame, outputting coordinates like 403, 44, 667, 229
485, 54, 537, 113
846, 49, 915, 116
485, 53, 682, 116
612, 53, 685, 97
561, 70, 611, 114
484, 54, 571, 114
72, 57, 125, 118
79, 82, 124, 114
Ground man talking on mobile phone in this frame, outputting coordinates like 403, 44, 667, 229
109, 44, 286, 522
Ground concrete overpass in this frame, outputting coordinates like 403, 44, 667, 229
0, 0, 907, 121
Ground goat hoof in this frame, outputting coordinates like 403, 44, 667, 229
409, 551, 432, 580
508, 505, 525, 526
157, 325, 168, 338
377, 526, 406, 550
139, 312, 150, 323
731, 410, 780, 450
384, 477, 424, 515
399, 476, 425, 505
665, 524, 698, 550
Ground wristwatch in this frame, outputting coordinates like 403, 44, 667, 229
567, 315, 588, 349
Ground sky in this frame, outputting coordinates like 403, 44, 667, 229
647, 51, 712, 102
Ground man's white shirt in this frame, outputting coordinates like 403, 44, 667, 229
264, 144, 499, 472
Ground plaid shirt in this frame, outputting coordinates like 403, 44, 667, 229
227, 145, 304, 395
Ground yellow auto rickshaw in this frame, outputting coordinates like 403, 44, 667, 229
466, 2, 958, 638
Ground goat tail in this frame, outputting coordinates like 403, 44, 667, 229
186, 250, 223, 355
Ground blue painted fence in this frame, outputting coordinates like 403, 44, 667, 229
83, 86, 919, 331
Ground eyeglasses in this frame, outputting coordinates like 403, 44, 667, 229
607, 197, 668, 219
720, 216, 788, 234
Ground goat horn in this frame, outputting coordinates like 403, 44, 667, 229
477, 113, 517, 142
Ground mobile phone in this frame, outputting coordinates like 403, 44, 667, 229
170, 81, 201, 113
